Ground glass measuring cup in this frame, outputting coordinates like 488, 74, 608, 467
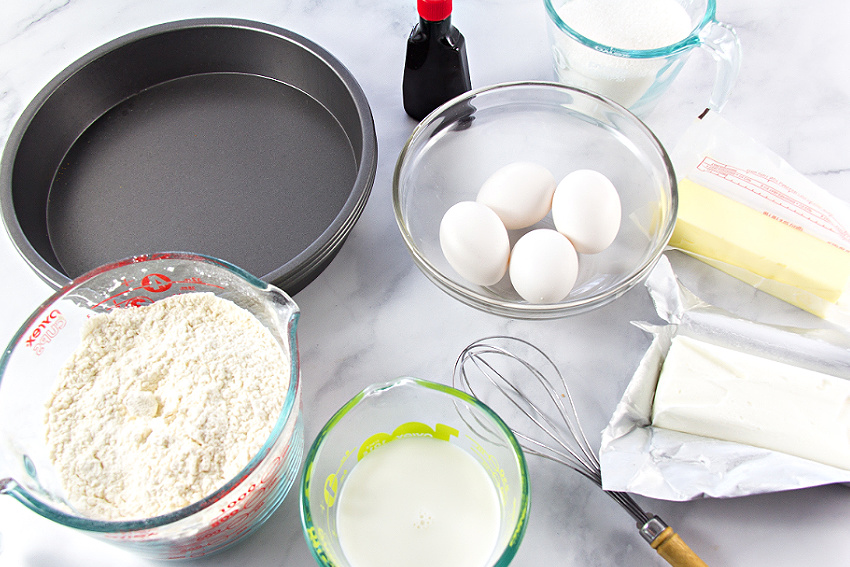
300, 377, 530, 567
0, 252, 304, 559
543, 0, 742, 116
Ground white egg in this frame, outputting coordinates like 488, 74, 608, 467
439, 201, 510, 286
476, 162, 557, 230
552, 169, 622, 254
508, 229, 578, 304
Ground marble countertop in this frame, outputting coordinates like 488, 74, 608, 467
1, 0, 848, 565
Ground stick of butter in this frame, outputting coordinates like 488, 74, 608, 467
652, 335, 850, 471
670, 178, 850, 318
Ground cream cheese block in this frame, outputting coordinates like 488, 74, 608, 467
652, 335, 850, 471
669, 178, 850, 318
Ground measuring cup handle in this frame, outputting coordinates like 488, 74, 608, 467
698, 20, 742, 112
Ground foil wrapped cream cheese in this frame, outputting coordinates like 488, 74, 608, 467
652, 335, 850, 471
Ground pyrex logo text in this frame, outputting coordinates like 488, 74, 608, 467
26, 309, 66, 355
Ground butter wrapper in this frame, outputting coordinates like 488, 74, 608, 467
599, 255, 850, 501
669, 110, 850, 328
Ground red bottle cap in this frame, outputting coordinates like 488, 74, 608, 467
418, 0, 452, 22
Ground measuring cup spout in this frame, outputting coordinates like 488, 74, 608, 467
264, 284, 300, 361
699, 19, 742, 112
0, 477, 18, 495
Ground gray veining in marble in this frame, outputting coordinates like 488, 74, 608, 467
1, 0, 848, 565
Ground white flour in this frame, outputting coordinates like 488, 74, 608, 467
45, 292, 289, 521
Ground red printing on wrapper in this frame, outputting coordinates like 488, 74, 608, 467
697, 157, 850, 249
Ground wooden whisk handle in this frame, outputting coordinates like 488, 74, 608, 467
640, 516, 709, 567
652, 526, 708, 566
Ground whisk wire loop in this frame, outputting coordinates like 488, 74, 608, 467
453, 337, 650, 525
462, 348, 598, 477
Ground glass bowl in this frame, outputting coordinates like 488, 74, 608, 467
0, 252, 303, 559
300, 377, 530, 567
393, 81, 677, 319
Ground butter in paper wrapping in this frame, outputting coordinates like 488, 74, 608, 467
598, 256, 850, 501
669, 110, 850, 327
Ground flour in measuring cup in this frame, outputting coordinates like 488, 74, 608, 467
44, 292, 289, 521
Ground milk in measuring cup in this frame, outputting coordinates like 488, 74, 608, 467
336, 436, 501, 567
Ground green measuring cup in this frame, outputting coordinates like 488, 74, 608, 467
300, 377, 530, 567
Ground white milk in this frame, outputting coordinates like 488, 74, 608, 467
336, 436, 501, 567
551, 0, 693, 108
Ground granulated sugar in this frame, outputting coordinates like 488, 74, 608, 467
557, 0, 692, 50
44, 292, 289, 521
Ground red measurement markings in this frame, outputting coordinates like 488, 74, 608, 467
141, 273, 172, 292
178, 276, 213, 292
91, 276, 225, 310
114, 296, 154, 308
209, 454, 285, 529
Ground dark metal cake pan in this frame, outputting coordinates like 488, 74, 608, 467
1, 18, 377, 295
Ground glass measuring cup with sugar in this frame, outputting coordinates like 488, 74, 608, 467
0, 253, 304, 559
544, 0, 741, 116
300, 377, 530, 567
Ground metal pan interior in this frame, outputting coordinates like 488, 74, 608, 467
1, 18, 377, 294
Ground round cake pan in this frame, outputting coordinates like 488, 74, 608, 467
1, 18, 377, 294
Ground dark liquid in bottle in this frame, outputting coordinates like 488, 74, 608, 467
403, 16, 472, 121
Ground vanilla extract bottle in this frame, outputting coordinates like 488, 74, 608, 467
402, 0, 472, 121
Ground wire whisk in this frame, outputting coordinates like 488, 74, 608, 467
453, 336, 708, 567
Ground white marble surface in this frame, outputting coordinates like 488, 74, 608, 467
1, 0, 849, 565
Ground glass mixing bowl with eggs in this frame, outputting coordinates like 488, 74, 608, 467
393, 81, 678, 319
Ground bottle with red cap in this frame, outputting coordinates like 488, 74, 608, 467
402, 0, 472, 120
